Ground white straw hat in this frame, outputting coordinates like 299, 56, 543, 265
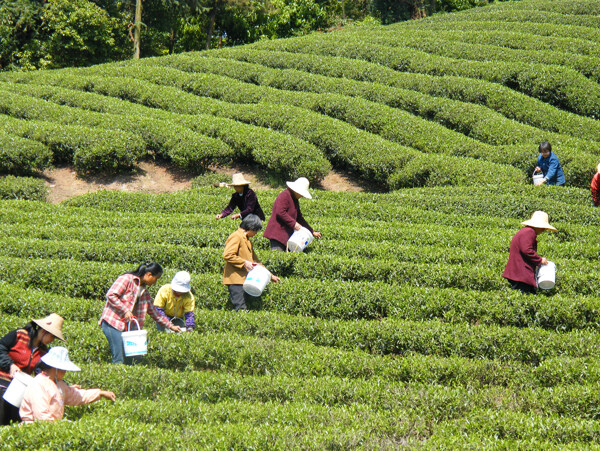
32, 313, 66, 342
286, 177, 312, 199
41, 347, 81, 372
521, 211, 557, 232
227, 173, 251, 187
171, 271, 191, 293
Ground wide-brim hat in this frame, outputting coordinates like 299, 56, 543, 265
32, 313, 65, 342
521, 211, 558, 232
171, 271, 191, 293
41, 346, 80, 372
227, 173, 251, 187
286, 177, 312, 199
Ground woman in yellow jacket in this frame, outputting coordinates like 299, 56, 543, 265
223, 214, 280, 311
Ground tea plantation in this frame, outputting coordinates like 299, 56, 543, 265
1, 0, 600, 188
0, 185, 599, 448
3, 0, 600, 448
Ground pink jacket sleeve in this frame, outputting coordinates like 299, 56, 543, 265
61, 381, 101, 406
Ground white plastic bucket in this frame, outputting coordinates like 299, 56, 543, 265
533, 171, 544, 186
287, 227, 314, 252
122, 319, 147, 357
537, 261, 556, 290
243, 265, 271, 297
2, 371, 34, 407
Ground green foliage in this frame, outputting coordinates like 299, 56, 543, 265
0, 130, 52, 173
0, 175, 48, 200
40, 0, 125, 68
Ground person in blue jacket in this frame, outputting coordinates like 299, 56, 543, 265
534, 141, 565, 186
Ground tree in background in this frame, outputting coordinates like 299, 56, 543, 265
0, 0, 506, 70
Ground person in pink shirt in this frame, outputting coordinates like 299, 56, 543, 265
20, 347, 115, 423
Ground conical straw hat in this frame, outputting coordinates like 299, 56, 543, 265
32, 313, 65, 341
227, 173, 251, 187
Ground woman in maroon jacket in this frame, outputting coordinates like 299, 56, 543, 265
263, 177, 321, 251
0, 313, 65, 425
502, 211, 557, 294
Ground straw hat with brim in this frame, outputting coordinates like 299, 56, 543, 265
32, 313, 65, 342
171, 271, 191, 293
41, 346, 80, 372
227, 173, 251, 187
286, 177, 312, 199
521, 211, 558, 232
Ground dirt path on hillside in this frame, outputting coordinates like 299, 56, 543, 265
41, 162, 367, 204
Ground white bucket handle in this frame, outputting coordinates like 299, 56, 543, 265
127, 318, 141, 332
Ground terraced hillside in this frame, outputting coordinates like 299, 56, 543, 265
1, 185, 600, 447
2, 0, 600, 189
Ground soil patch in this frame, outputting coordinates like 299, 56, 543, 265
42, 162, 368, 204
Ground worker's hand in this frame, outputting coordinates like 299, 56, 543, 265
540, 257, 548, 265
71, 385, 82, 389
231, 214, 241, 219
271, 274, 280, 283
534, 166, 541, 173
170, 325, 182, 333
215, 214, 223, 219
123, 311, 134, 323
9, 364, 20, 378
312, 231, 322, 239
294, 222, 302, 231
101, 391, 116, 402
244, 260, 255, 271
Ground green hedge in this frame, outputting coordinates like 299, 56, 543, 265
0, 113, 144, 173
2, 70, 524, 188
0, 176, 48, 201
213, 48, 600, 144
0, 79, 330, 183
0, 131, 52, 174
251, 33, 600, 119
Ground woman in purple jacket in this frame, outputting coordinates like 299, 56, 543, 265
502, 211, 557, 294
216, 173, 265, 221
263, 177, 321, 251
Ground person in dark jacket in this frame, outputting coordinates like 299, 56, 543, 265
263, 177, 321, 251
216, 173, 265, 221
0, 314, 65, 425
534, 141, 565, 186
502, 211, 557, 294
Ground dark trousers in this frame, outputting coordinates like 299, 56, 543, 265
507, 279, 536, 294
269, 239, 287, 252
227, 284, 259, 311
0, 379, 20, 425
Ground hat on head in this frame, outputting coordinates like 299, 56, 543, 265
286, 177, 312, 199
227, 173, 251, 187
521, 211, 557, 232
171, 271, 191, 293
32, 313, 65, 342
41, 347, 80, 372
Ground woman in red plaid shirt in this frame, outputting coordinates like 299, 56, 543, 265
99, 263, 181, 364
